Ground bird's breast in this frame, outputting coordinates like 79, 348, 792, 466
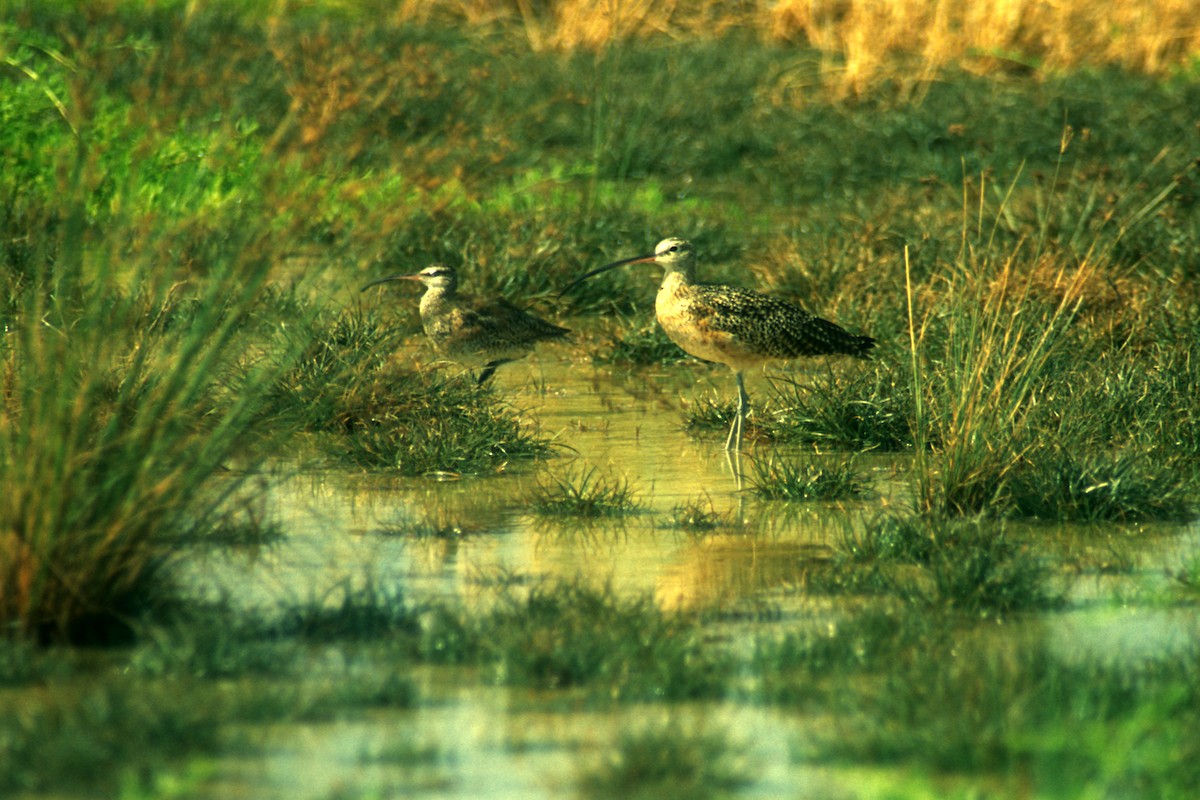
655, 281, 771, 369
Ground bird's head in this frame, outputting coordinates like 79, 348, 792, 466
361, 264, 458, 294
558, 237, 695, 298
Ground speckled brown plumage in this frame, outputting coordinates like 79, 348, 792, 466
656, 272, 874, 370
363, 265, 569, 384
561, 237, 875, 451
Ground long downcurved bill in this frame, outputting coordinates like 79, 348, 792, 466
557, 252, 657, 298
360, 273, 422, 292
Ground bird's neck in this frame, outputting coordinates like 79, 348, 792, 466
658, 265, 695, 293
419, 285, 455, 318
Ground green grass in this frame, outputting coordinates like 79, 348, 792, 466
0, 677, 227, 795
781, 514, 1066, 612
757, 607, 1200, 796
813, 640, 1200, 794
761, 368, 914, 452
576, 721, 752, 800
263, 304, 558, 474
332, 370, 557, 475
682, 369, 912, 453
2, 3, 1199, 798
746, 452, 870, 502
591, 316, 690, 366
682, 395, 742, 440
529, 464, 645, 517
416, 582, 730, 700
1007, 448, 1196, 522
910, 527, 1066, 614
837, 513, 942, 564
1, 153, 301, 642
754, 610, 944, 705
661, 496, 738, 534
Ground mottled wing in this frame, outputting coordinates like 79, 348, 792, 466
693, 284, 874, 359
451, 296, 569, 352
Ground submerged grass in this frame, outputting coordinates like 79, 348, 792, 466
758, 607, 1200, 795
661, 495, 738, 534
799, 515, 1065, 613
529, 464, 645, 517
417, 582, 729, 700
746, 452, 869, 502
576, 721, 752, 800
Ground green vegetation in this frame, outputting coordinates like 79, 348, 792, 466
661, 496, 737, 533
418, 582, 731, 699
746, 452, 870, 502
576, 721, 752, 800
591, 318, 690, 366
3, 1, 1199, 799
782, 515, 1066, 612
266, 304, 558, 474
0, 136, 296, 640
682, 395, 742, 440
0, 569, 1194, 797
528, 464, 645, 517
757, 606, 1200, 793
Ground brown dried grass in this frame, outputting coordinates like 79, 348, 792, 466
390, 0, 1200, 93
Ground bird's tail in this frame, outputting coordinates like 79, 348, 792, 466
805, 317, 876, 359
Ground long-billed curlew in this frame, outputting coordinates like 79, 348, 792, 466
362, 264, 569, 385
560, 237, 874, 451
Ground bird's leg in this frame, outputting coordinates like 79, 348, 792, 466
725, 370, 750, 452
724, 448, 744, 490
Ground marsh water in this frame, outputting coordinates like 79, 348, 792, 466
180, 347, 1197, 799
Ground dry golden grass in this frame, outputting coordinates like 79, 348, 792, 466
390, 0, 1200, 92
768, 0, 1200, 95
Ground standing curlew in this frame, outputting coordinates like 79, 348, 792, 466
362, 264, 569, 385
560, 237, 874, 451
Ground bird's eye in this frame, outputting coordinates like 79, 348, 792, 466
668, 245, 679, 252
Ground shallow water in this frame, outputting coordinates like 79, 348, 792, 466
191, 353, 907, 616
179, 351, 1199, 799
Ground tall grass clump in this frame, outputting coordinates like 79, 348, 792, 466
1, 206, 293, 640
907, 245, 1087, 515
0, 30, 308, 640
903, 146, 1196, 519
